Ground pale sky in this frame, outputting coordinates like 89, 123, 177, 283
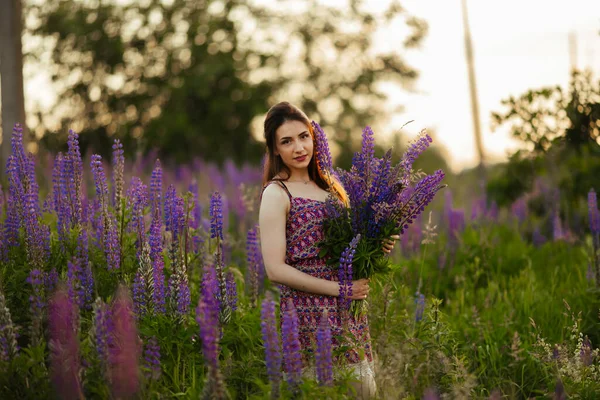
18, 0, 600, 172
380, 0, 600, 171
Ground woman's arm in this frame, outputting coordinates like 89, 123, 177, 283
259, 183, 341, 297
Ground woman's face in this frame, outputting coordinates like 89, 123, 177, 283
274, 120, 313, 172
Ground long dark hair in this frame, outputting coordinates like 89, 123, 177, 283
262, 101, 348, 205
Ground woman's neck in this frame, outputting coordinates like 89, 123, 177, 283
286, 170, 311, 183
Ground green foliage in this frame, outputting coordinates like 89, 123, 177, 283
25, 0, 426, 165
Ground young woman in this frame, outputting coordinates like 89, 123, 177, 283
259, 102, 398, 398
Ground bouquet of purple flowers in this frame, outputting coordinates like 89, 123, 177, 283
312, 122, 446, 316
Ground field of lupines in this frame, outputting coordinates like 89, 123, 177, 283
0, 123, 600, 399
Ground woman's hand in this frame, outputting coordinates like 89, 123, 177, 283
382, 234, 400, 254
347, 278, 370, 300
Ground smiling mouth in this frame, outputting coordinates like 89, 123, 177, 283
294, 155, 307, 161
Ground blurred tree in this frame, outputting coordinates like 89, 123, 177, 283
24, 0, 426, 165
0, 0, 26, 175
487, 70, 600, 214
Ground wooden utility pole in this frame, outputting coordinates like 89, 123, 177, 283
461, 0, 486, 175
0, 0, 26, 174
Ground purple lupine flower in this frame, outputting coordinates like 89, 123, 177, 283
0, 291, 19, 362
164, 185, 185, 241
132, 242, 153, 317
91, 155, 121, 270
396, 130, 433, 187
168, 253, 191, 318
415, 292, 425, 322
260, 292, 282, 398
143, 336, 161, 381
210, 192, 224, 240
448, 209, 465, 249
588, 189, 599, 241
225, 271, 237, 312
150, 160, 163, 219
487, 201, 499, 221
66, 130, 84, 226
45, 268, 59, 295
27, 269, 46, 345
53, 153, 69, 245
92, 297, 114, 372
127, 177, 149, 255
315, 313, 333, 386
396, 170, 446, 235
281, 301, 303, 390
196, 265, 227, 399
553, 212, 565, 241
311, 121, 333, 174
109, 286, 141, 399
149, 215, 166, 314
338, 234, 360, 310
470, 196, 486, 222
554, 380, 566, 400
112, 139, 125, 214
67, 259, 84, 309
189, 180, 202, 230
48, 287, 84, 400
246, 227, 260, 305
511, 197, 528, 225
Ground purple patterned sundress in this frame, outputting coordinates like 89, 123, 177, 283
267, 181, 373, 373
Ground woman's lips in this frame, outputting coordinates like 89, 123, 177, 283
294, 155, 307, 162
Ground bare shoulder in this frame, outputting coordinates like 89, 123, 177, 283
260, 182, 290, 212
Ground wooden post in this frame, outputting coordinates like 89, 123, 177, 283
461, 0, 486, 178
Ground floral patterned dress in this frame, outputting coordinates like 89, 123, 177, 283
268, 181, 374, 375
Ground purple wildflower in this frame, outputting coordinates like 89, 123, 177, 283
48, 287, 84, 400
281, 301, 302, 390
127, 177, 149, 255
196, 265, 227, 399
315, 313, 333, 386
511, 197, 528, 224
338, 234, 360, 311
397, 130, 433, 187
311, 121, 333, 174
150, 160, 163, 219
225, 271, 237, 312
415, 292, 425, 322
109, 286, 141, 399
553, 212, 564, 241
149, 215, 166, 314
246, 227, 262, 305
167, 251, 191, 318
260, 292, 282, 398
164, 185, 185, 241
92, 297, 113, 372
67, 259, 85, 309
27, 269, 46, 345
45, 268, 59, 295
210, 192, 224, 240
143, 336, 161, 381
91, 155, 121, 270
133, 242, 153, 317
112, 139, 125, 214
589, 189, 600, 233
